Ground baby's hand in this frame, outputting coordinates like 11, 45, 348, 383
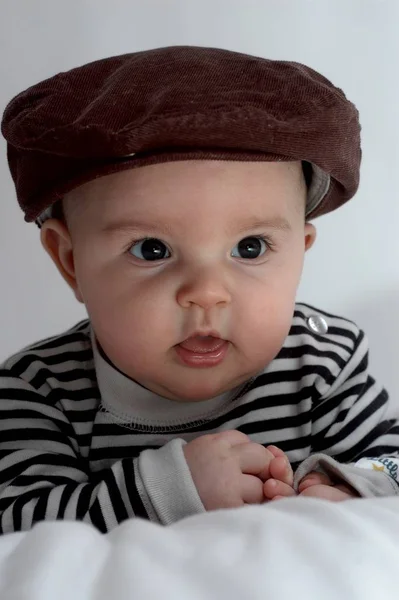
263, 445, 296, 501
184, 431, 288, 511
298, 471, 359, 501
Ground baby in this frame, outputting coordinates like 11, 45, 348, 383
0, 46, 398, 533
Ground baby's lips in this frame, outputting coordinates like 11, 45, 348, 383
179, 336, 226, 353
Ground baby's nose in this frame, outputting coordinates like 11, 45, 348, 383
176, 269, 231, 310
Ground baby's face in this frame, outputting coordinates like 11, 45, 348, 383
44, 160, 315, 401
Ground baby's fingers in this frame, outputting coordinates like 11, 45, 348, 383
298, 471, 333, 493
264, 478, 296, 501
299, 484, 354, 502
266, 445, 286, 459
269, 455, 294, 487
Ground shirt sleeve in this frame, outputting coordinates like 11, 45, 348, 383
293, 327, 399, 497
0, 370, 204, 533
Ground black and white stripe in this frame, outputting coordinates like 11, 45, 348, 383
0, 303, 397, 533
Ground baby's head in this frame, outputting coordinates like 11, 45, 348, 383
40, 159, 316, 401
1, 45, 361, 401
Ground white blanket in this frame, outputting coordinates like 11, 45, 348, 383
0, 497, 398, 599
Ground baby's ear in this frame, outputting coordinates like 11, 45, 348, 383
304, 223, 316, 251
40, 219, 84, 303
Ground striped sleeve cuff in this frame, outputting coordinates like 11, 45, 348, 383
136, 438, 205, 525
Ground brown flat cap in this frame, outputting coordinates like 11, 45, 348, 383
1, 45, 361, 223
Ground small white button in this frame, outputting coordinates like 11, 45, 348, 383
307, 314, 328, 335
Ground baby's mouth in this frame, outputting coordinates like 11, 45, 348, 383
178, 335, 226, 354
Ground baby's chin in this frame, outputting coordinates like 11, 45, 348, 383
150, 372, 256, 403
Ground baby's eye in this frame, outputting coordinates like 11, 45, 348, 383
129, 238, 170, 261
231, 236, 268, 259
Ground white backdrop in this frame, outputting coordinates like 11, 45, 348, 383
0, 0, 398, 400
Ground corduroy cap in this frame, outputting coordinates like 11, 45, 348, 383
1, 45, 361, 224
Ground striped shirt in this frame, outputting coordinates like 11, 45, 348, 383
0, 302, 398, 533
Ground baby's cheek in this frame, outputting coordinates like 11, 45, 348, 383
241, 303, 293, 361
94, 295, 175, 360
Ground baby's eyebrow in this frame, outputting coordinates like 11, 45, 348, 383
101, 220, 173, 236
101, 216, 292, 236
235, 217, 292, 234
